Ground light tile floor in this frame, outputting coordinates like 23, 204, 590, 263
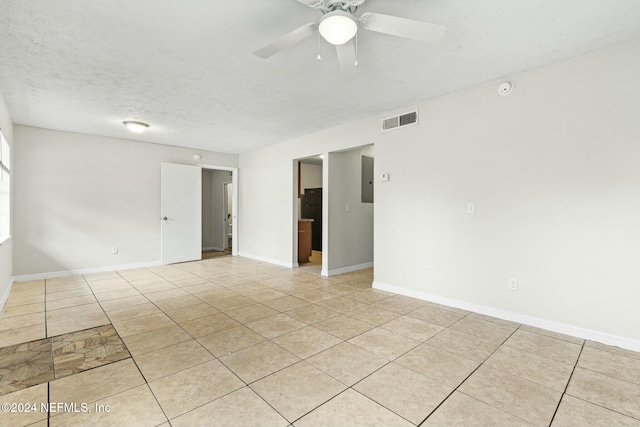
1, 256, 639, 426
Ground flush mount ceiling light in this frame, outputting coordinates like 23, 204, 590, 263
319, 10, 358, 45
123, 121, 149, 133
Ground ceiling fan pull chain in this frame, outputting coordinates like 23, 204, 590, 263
317, 30, 322, 61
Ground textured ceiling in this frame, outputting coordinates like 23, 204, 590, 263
1, 0, 640, 154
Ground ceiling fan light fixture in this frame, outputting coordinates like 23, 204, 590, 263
319, 11, 358, 45
123, 120, 149, 133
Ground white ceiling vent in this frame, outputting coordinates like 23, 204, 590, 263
382, 110, 419, 132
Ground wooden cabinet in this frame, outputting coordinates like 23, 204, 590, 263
298, 219, 313, 263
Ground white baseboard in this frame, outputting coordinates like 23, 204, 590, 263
237, 252, 295, 269
12, 260, 162, 282
202, 246, 224, 251
373, 281, 640, 353
0, 277, 15, 314
327, 262, 374, 277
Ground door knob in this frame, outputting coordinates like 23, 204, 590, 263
162, 217, 168, 221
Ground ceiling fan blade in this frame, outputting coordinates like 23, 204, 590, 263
335, 39, 358, 78
254, 23, 317, 58
360, 12, 445, 43
296, 0, 326, 8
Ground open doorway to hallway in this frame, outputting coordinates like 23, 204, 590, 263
296, 155, 324, 274
201, 168, 234, 260
294, 144, 374, 277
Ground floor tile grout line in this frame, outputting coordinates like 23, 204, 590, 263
417, 324, 523, 426
547, 340, 585, 426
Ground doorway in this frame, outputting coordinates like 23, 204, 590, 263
223, 181, 233, 252
201, 168, 237, 259
296, 155, 324, 274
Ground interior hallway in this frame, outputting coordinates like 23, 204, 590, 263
1, 256, 639, 426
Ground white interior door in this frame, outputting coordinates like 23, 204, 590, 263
161, 162, 202, 264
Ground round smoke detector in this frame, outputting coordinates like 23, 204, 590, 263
498, 81, 513, 96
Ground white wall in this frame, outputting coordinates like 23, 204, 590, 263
239, 39, 640, 348
0, 91, 13, 309
327, 146, 374, 273
14, 126, 238, 276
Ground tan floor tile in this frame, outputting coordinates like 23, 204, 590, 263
171, 387, 289, 427
134, 339, 214, 381
50, 384, 167, 427
272, 326, 342, 359
505, 329, 582, 365
395, 343, 480, 388
381, 315, 444, 341
46, 276, 84, 285
293, 289, 339, 304
5, 294, 45, 308
129, 280, 176, 294
46, 288, 93, 302
252, 361, 346, 422
287, 304, 340, 324
519, 324, 585, 346
121, 324, 192, 356
179, 313, 240, 338
552, 394, 640, 427
229, 282, 270, 296
46, 303, 105, 323
567, 367, 640, 419
314, 314, 374, 340
152, 294, 201, 311
190, 287, 237, 302
0, 325, 46, 348
103, 302, 162, 323
243, 287, 288, 303
348, 327, 419, 361
307, 342, 388, 386
52, 324, 130, 378
408, 305, 467, 327
84, 271, 121, 281
49, 358, 144, 405
46, 295, 97, 311
451, 316, 517, 342
423, 391, 535, 427
459, 365, 562, 426
0, 338, 53, 396
112, 312, 176, 337
164, 303, 219, 323
355, 362, 453, 424
12, 280, 45, 294
87, 280, 132, 294
0, 312, 44, 333
225, 303, 279, 324
208, 295, 257, 312
343, 289, 393, 304
169, 277, 210, 288
578, 346, 640, 385
149, 359, 244, 419
97, 295, 148, 311
349, 306, 400, 326
94, 287, 141, 302
198, 325, 266, 357
263, 296, 312, 312
318, 297, 367, 315
144, 288, 188, 302
323, 284, 359, 297
219, 341, 299, 383
466, 312, 521, 329
370, 295, 426, 314
0, 303, 43, 319
585, 340, 640, 360
0, 383, 48, 427
46, 311, 110, 337
426, 328, 503, 362
295, 388, 413, 427
246, 313, 306, 339
486, 345, 574, 391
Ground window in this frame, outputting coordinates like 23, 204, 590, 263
0, 129, 10, 242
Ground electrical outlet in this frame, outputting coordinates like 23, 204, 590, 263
508, 277, 518, 291
467, 203, 476, 215
112, 246, 118, 254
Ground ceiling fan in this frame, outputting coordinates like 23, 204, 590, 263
254, 0, 446, 74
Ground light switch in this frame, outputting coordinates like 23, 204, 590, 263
467, 203, 476, 215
